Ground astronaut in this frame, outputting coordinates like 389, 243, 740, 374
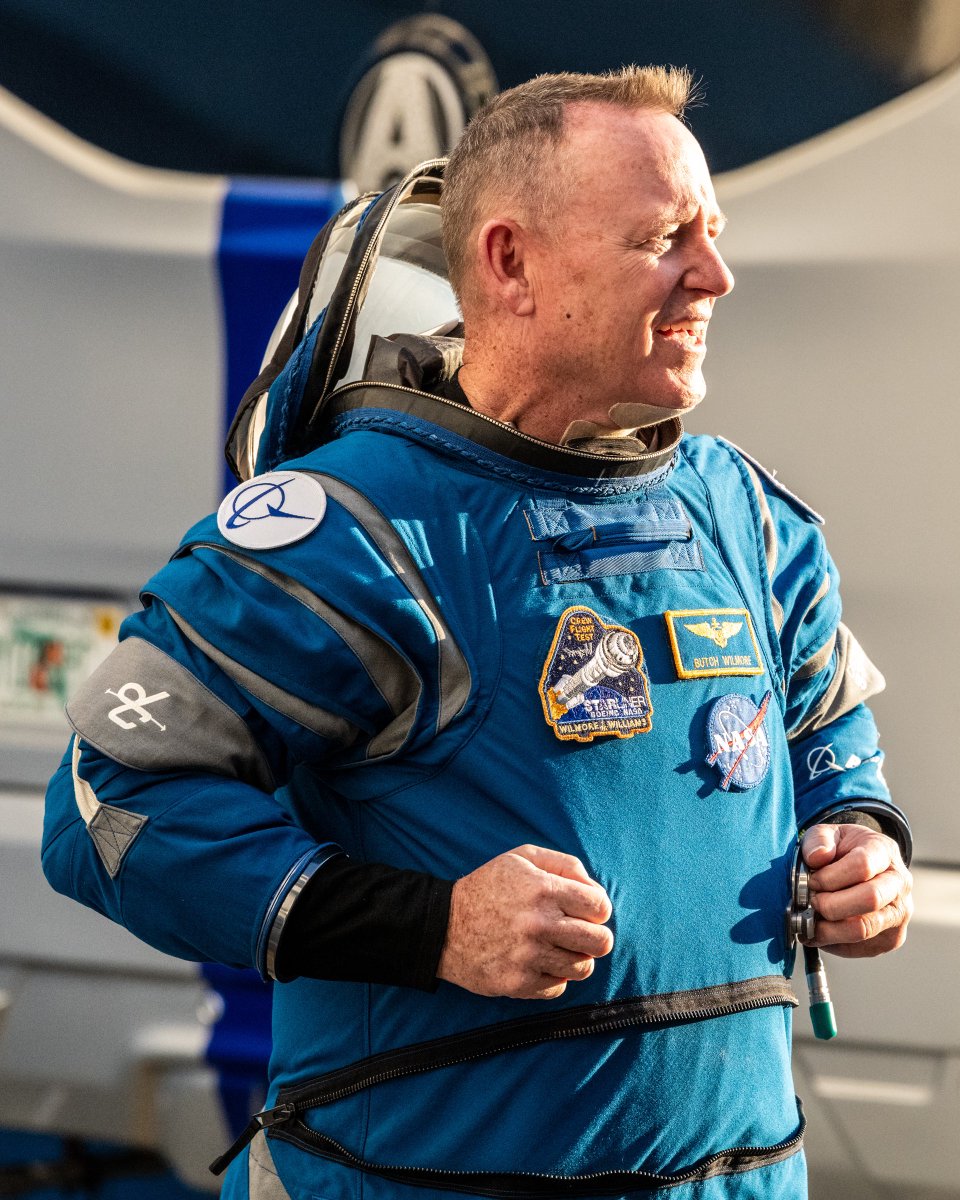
43, 67, 912, 1199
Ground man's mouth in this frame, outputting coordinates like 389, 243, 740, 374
655, 322, 707, 350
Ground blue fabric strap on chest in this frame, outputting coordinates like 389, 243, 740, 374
547, 521, 692, 553
524, 496, 691, 540
539, 539, 704, 584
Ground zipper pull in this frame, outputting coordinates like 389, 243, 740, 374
208, 1102, 296, 1176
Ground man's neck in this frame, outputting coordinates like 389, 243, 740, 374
456, 351, 683, 448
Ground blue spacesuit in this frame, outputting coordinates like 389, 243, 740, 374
41, 323, 908, 1198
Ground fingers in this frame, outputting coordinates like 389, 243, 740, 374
810, 894, 912, 949
818, 896, 914, 958
804, 825, 902, 893
808, 865, 914, 952
513, 843, 595, 886
552, 875, 613, 924
811, 866, 908, 921
800, 826, 913, 955
539, 948, 597, 982
531, 978, 570, 1000
512, 844, 612, 923
801, 824, 841, 869
821, 928, 909, 958
515, 943, 605, 998
553, 914, 615, 959
810, 840, 897, 893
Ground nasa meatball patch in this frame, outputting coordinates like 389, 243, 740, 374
705, 691, 773, 791
539, 606, 653, 742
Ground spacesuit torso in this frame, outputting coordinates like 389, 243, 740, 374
44, 351, 899, 1196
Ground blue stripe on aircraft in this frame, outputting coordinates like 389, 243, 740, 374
217, 176, 347, 495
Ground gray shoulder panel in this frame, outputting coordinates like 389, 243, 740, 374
184, 542, 421, 759
788, 623, 886, 740
66, 636, 275, 791
310, 472, 472, 735
163, 605, 359, 749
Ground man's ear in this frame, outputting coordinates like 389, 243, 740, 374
475, 218, 535, 316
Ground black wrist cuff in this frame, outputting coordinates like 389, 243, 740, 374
828, 810, 884, 833
273, 856, 453, 990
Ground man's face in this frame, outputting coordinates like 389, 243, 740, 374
527, 104, 733, 436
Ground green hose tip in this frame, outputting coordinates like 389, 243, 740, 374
809, 999, 837, 1040
803, 946, 837, 1040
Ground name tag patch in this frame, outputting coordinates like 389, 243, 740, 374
664, 608, 764, 679
539, 607, 653, 742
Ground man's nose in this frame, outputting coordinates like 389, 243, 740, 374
687, 240, 735, 298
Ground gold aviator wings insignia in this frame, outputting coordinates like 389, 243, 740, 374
683, 618, 743, 649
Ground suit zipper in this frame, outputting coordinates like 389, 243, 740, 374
210, 983, 796, 1176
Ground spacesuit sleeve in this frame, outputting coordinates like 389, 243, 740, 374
41, 507, 453, 981
739, 457, 911, 860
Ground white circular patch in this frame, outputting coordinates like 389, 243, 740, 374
217, 472, 326, 550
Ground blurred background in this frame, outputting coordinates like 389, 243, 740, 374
0, 1, 958, 1196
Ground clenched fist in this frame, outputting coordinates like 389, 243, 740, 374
803, 823, 913, 958
437, 845, 614, 999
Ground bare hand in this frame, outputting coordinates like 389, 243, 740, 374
802, 823, 912, 958
437, 844, 614, 999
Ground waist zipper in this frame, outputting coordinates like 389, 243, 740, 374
210, 975, 797, 1177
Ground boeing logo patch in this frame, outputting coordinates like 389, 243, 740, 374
540, 606, 653, 742
807, 743, 882, 782
217, 472, 326, 550
664, 608, 764, 679
706, 691, 773, 791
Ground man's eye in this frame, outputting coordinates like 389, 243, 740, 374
642, 232, 677, 252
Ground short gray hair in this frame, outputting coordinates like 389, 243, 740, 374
441, 65, 697, 305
